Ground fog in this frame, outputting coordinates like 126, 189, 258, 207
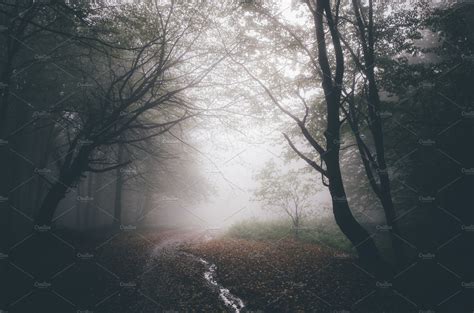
153, 119, 332, 229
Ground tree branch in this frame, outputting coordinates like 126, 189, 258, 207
283, 133, 328, 177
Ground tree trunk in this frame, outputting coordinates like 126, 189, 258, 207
351, 0, 405, 266
308, 0, 387, 274
325, 86, 386, 272
0, 35, 15, 138
35, 181, 70, 227
294, 205, 300, 240
93, 172, 102, 228
84, 173, 93, 229
35, 147, 90, 226
113, 143, 125, 226
76, 182, 82, 230
293, 220, 300, 240
140, 187, 152, 223
367, 69, 405, 266
325, 149, 385, 272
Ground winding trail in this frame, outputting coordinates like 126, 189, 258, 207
142, 229, 246, 313
198, 257, 245, 313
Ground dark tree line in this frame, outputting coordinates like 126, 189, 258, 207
0, 0, 219, 250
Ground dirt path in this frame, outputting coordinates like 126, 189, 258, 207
137, 229, 245, 312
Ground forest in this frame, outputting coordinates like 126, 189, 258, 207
1, 0, 473, 312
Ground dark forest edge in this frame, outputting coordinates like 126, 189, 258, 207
1, 0, 474, 311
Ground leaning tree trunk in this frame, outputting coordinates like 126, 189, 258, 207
309, 0, 387, 275
324, 81, 386, 273
35, 180, 71, 227
35, 147, 90, 226
325, 146, 385, 271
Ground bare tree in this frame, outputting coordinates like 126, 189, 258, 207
335, 0, 405, 266
34, 2, 224, 226
231, 0, 387, 274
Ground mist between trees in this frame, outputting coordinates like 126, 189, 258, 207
0, 0, 473, 311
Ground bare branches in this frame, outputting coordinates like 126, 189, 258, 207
283, 133, 328, 177
253, 6, 321, 75
25, 1, 225, 224
232, 59, 327, 157
86, 160, 131, 173
295, 88, 310, 125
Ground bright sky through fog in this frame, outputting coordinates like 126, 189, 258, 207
180, 0, 331, 229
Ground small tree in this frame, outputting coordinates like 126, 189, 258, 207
253, 161, 316, 239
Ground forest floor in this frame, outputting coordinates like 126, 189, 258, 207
184, 236, 416, 313
93, 228, 416, 313
5, 227, 444, 312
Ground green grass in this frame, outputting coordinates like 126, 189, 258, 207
225, 216, 355, 253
